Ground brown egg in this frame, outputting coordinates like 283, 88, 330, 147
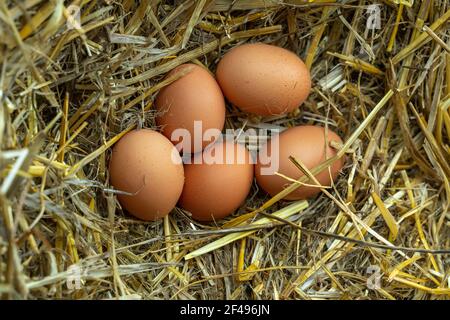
255, 126, 344, 200
109, 129, 184, 221
179, 140, 254, 222
216, 43, 311, 116
155, 64, 226, 154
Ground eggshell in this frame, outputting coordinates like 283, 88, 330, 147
255, 126, 344, 200
179, 140, 254, 221
109, 129, 184, 221
216, 43, 311, 116
155, 64, 226, 153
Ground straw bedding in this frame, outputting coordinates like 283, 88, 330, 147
0, 0, 449, 300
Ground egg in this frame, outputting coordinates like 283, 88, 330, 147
216, 43, 311, 116
255, 126, 344, 200
179, 140, 254, 221
155, 64, 226, 154
109, 129, 184, 221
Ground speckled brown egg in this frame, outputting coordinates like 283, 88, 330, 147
255, 126, 344, 200
216, 43, 311, 116
179, 140, 254, 222
155, 64, 226, 154
109, 129, 184, 221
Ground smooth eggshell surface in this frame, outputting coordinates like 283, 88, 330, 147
255, 126, 344, 200
216, 43, 311, 116
155, 64, 226, 154
179, 141, 254, 222
109, 129, 184, 221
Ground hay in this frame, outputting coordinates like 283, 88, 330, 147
1, 0, 449, 300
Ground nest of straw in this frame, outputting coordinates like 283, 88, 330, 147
1, 0, 449, 300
